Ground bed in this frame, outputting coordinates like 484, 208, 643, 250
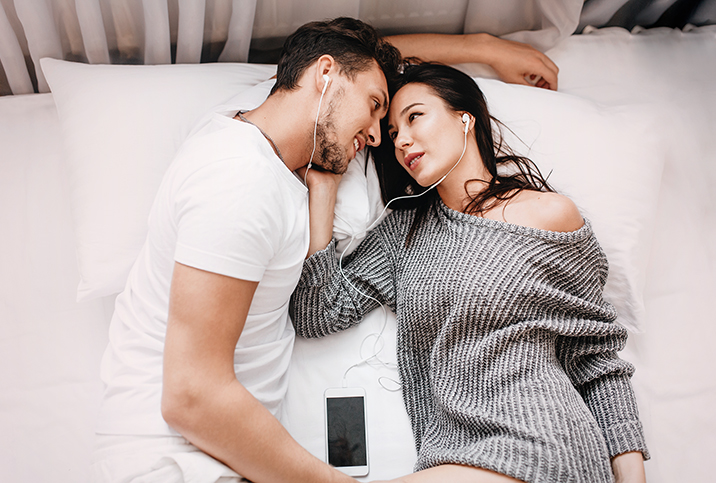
1, 15, 715, 483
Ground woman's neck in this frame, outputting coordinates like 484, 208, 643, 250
435, 147, 492, 213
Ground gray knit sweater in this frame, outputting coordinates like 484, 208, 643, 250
290, 200, 649, 483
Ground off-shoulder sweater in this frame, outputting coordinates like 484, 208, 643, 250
290, 200, 649, 483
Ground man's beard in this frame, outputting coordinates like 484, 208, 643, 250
314, 121, 349, 174
312, 95, 350, 175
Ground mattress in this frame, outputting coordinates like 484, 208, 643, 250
1, 26, 715, 482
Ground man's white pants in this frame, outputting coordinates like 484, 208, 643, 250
91, 434, 250, 483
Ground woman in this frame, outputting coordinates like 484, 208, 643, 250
290, 63, 649, 483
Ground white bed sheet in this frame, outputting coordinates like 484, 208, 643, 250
286, 26, 716, 482
0, 93, 113, 481
1, 26, 715, 483
551, 26, 716, 481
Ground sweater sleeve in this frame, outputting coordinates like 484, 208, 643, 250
552, 227, 651, 465
557, 331, 650, 460
289, 224, 397, 339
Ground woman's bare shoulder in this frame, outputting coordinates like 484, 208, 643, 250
502, 190, 584, 233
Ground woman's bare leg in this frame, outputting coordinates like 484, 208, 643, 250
372, 464, 524, 483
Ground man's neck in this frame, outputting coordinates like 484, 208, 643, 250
240, 92, 314, 172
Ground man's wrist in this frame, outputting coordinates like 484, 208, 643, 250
468, 33, 504, 65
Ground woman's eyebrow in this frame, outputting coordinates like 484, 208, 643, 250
399, 102, 424, 117
388, 102, 426, 131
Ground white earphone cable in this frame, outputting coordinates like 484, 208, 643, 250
304, 74, 330, 184
336, 114, 471, 388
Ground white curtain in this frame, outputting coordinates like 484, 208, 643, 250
251, 0, 585, 48
0, 0, 257, 95
3, 0, 709, 96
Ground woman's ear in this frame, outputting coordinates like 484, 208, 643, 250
462, 113, 471, 134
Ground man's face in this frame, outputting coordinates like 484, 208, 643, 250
312, 61, 389, 174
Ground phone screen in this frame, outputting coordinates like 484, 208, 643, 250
326, 396, 368, 468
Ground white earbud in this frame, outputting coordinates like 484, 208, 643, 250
305, 74, 331, 183
462, 113, 470, 134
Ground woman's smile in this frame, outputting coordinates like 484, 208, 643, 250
404, 152, 424, 170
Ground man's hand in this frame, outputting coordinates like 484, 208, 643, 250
385, 33, 559, 90
479, 35, 559, 90
611, 451, 646, 483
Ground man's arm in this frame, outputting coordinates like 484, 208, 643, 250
384, 33, 559, 90
161, 262, 353, 483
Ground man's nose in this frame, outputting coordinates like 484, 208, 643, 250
366, 119, 381, 147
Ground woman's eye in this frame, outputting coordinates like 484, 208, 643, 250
408, 112, 421, 122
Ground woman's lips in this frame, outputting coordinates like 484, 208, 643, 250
404, 152, 424, 170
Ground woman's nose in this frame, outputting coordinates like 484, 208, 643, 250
395, 131, 412, 149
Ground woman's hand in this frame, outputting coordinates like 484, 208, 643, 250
298, 166, 343, 258
611, 451, 646, 483
300, 165, 343, 194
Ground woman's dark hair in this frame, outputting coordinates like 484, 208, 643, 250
370, 62, 554, 242
271, 17, 401, 95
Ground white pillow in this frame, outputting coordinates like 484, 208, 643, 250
474, 78, 666, 333
42, 59, 277, 301
328, 78, 665, 333
42, 59, 377, 302
326, 78, 666, 334
333, 150, 387, 256
42, 55, 664, 332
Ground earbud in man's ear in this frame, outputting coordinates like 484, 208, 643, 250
462, 113, 470, 134
322, 74, 330, 94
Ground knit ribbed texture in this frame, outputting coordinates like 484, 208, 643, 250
290, 200, 649, 483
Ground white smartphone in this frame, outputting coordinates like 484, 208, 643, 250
324, 387, 370, 477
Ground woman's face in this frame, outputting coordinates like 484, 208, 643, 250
387, 83, 468, 187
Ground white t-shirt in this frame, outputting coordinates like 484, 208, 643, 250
96, 110, 309, 436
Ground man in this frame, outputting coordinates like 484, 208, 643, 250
92, 17, 558, 483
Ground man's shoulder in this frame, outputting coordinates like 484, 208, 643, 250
176, 120, 280, 182
183, 114, 268, 160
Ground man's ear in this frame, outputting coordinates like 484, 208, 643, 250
314, 54, 336, 93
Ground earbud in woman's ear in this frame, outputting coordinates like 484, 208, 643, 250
462, 113, 470, 134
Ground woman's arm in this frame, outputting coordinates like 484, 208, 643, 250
290, 169, 398, 339
555, 299, 649, 475
557, 328, 649, 460
302, 167, 342, 257
384, 33, 559, 90
535, 197, 649, 474
611, 451, 646, 483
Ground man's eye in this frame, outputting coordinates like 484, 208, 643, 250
374, 100, 380, 109
389, 131, 397, 141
